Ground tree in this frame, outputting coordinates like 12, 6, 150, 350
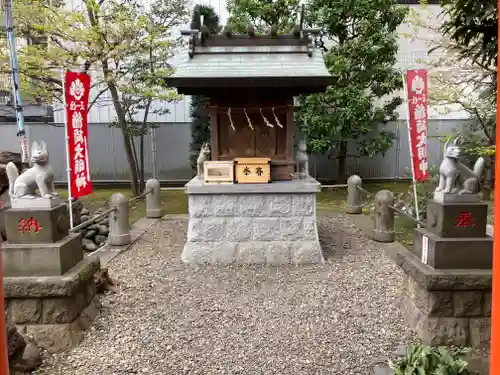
297, 0, 408, 180
439, 0, 497, 93
407, 5, 496, 197
407, 7, 495, 154
226, 0, 301, 33
1, 0, 189, 195
189, 5, 220, 172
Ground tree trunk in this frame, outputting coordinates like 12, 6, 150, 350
336, 142, 348, 183
130, 137, 141, 192
85, 2, 139, 195
139, 100, 152, 192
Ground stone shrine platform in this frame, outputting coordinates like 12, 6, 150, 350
182, 177, 325, 265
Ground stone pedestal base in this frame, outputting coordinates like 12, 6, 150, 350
413, 228, 492, 269
182, 177, 324, 265
3, 255, 101, 353
426, 200, 488, 238
2, 233, 84, 277
4, 203, 70, 244
398, 247, 491, 348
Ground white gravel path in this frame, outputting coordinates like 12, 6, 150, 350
35, 213, 416, 375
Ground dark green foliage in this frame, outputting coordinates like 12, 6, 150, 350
437, 0, 497, 191
226, 0, 301, 33
439, 0, 497, 100
189, 95, 211, 170
297, 0, 408, 180
188, 5, 220, 171
440, 0, 497, 73
190, 4, 220, 31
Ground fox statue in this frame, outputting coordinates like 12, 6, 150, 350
196, 142, 211, 179
6, 141, 58, 199
435, 135, 485, 195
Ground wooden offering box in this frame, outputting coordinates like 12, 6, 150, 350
204, 161, 234, 184
235, 157, 271, 184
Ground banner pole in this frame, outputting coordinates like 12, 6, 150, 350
60, 70, 74, 229
489, 1, 500, 371
402, 71, 421, 227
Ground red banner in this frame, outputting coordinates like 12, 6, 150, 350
406, 69, 429, 181
65, 71, 93, 198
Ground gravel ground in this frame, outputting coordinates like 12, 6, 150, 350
34, 213, 416, 375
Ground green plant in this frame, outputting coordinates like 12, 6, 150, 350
396, 165, 439, 221
389, 344, 472, 375
297, 0, 408, 181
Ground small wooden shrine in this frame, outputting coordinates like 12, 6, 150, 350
166, 25, 336, 181
165, 24, 335, 265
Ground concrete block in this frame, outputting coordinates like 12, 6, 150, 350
236, 243, 267, 264
426, 200, 488, 238
4, 204, 70, 244
292, 194, 315, 216
1, 233, 84, 277
188, 195, 213, 218
8, 299, 42, 324
267, 194, 293, 217
291, 241, 324, 264
404, 277, 453, 317
452, 291, 483, 317
265, 242, 291, 265
469, 318, 491, 348
413, 228, 492, 269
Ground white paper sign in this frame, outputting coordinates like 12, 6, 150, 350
421, 236, 429, 265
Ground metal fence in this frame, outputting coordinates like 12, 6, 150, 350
0, 119, 472, 184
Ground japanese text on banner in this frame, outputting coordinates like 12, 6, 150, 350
65, 72, 92, 198
406, 69, 429, 181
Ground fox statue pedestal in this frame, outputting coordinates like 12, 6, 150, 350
2, 197, 100, 353
412, 194, 492, 270
403, 196, 492, 348
399, 135, 492, 348
2, 141, 100, 353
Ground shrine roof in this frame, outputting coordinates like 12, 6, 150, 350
165, 31, 336, 95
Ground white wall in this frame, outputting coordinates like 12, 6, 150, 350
55, 1, 467, 124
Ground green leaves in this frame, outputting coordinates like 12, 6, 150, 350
439, 0, 497, 72
296, 0, 405, 173
226, 0, 301, 32
389, 344, 472, 375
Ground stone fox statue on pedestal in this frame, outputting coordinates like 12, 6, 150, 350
435, 135, 485, 195
6, 141, 58, 199
196, 143, 211, 179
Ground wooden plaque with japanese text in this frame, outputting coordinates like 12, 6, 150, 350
234, 157, 271, 184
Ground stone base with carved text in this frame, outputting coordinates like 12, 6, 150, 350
182, 177, 324, 265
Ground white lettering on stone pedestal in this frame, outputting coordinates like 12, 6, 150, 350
421, 235, 429, 265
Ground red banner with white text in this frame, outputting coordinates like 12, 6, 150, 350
406, 69, 429, 181
65, 71, 93, 198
